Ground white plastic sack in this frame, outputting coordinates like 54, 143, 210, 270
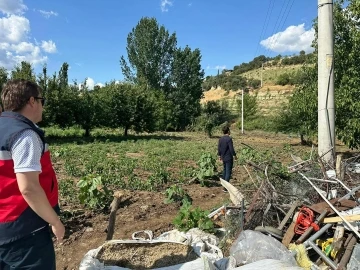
229, 230, 297, 267
79, 229, 222, 270
231, 259, 303, 270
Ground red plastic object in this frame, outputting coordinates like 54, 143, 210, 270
294, 206, 320, 235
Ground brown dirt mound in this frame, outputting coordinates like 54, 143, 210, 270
96, 242, 198, 269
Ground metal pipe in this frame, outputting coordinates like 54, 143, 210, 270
338, 185, 360, 202
305, 223, 333, 244
332, 177, 351, 192
337, 234, 356, 270
308, 177, 338, 184
299, 172, 360, 239
308, 241, 337, 269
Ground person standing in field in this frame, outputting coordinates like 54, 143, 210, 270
218, 126, 237, 191
0, 79, 65, 269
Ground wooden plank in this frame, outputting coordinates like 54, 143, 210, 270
282, 222, 296, 247
323, 214, 360, 224
277, 200, 300, 230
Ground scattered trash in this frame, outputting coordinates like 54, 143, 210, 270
80, 148, 360, 269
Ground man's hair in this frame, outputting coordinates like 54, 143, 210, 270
1, 79, 42, 112
222, 125, 230, 134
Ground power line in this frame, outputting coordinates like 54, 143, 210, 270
260, 0, 295, 58
253, 0, 275, 59
268, 0, 296, 57
259, 0, 289, 57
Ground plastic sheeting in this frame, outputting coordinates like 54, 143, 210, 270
229, 230, 298, 266
232, 259, 303, 270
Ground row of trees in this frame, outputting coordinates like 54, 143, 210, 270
0, 17, 206, 135
231, 51, 314, 76
202, 73, 261, 91
201, 51, 314, 91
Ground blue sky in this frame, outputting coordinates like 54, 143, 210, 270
0, 0, 317, 89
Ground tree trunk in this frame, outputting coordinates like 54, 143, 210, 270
124, 126, 129, 136
300, 134, 306, 145
85, 128, 90, 137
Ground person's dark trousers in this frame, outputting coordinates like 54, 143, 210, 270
223, 159, 233, 182
0, 227, 56, 270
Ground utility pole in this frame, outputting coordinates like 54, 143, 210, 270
318, 0, 335, 163
260, 63, 264, 88
241, 89, 244, 134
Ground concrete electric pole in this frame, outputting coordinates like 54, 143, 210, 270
260, 63, 264, 88
318, 0, 335, 163
241, 89, 244, 134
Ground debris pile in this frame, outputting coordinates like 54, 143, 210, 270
220, 149, 360, 269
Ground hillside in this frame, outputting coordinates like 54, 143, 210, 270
242, 64, 303, 85
201, 64, 301, 116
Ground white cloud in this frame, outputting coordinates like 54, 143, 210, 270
38, 10, 58, 19
260, 24, 315, 53
0, 2, 58, 69
160, 0, 173, 12
41, 40, 57, 53
0, 0, 27, 15
0, 15, 30, 43
79, 78, 104, 90
85, 77, 95, 90
206, 65, 226, 70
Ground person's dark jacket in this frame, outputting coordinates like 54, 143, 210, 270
218, 135, 236, 162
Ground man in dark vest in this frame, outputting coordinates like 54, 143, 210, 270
0, 79, 65, 269
218, 126, 237, 192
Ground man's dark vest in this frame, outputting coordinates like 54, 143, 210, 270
0, 112, 59, 245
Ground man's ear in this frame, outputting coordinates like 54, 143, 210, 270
28, 97, 36, 107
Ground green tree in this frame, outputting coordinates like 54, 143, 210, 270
275, 66, 317, 144
120, 17, 177, 90
276, 73, 292, 86
100, 82, 156, 135
120, 17, 205, 130
42, 72, 77, 127
237, 93, 258, 120
0, 67, 8, 92
11, 61, 36, 82
74, 79, 101, 136
196, 100, 231, 137
168, 46, 204, 129
332, 0, 360, 148
58, 62, 69, 90
37, 65, 48, 95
